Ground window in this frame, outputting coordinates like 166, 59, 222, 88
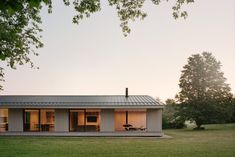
115, 109, 146, 131
24, 109, 39, 132
40, 109, 55, 132
0, 109, 8, 132
70, 110, 85, 132
23, 109, 55, 132
69, 109, 100, 132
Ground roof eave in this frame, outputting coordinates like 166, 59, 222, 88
0, 105, 164, 109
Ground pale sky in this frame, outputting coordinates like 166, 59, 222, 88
1, 0, 235, 101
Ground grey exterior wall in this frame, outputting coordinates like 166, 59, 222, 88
8, 108, 23, 132
5, 108, 163, 134
100, 109, 114, 132
146, 109, 162, 132
55, 109, 69, 132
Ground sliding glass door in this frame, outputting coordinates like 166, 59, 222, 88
85, 110, 100, 132
115, 109, 146, 131
69, 109, 100, 132
23, 109, 55, 132
70, 110, 85, 132
0, 109, 8, 132
24, 109, 39, 132
40, 109, 55, 132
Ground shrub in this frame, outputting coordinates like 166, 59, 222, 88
163, 99, 185, 129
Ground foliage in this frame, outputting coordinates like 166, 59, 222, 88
67, 0, 195, 36
229, 96, 235, 122
163, 99, 185, 129
177, 52, 233, 129
0, 0, 194, 90
0, 0, 45, 89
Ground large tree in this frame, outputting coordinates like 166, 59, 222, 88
177, 52, 233, 129
0, 0, 194, 90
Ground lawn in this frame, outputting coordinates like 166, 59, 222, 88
0, 124, 234, 157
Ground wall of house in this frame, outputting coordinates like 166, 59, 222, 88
100, 109, 114, 132
55, 109, 69, 132
8, 108, 23, 132
146, 109, 162, 132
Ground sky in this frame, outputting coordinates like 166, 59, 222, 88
1, 0, 235, 101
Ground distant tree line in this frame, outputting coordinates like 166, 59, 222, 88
163, 52, 235, 130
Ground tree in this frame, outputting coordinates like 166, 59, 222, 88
177, 52, 233, 129
0, 0, 194, 90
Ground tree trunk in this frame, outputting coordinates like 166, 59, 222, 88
194, 120, 204, 130
196, 124, 201, 129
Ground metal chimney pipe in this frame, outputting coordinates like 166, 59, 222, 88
125, 88, 128, 98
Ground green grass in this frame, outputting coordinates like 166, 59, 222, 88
0, 124, 235, 157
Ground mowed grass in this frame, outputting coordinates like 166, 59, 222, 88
0, 124, 234, 157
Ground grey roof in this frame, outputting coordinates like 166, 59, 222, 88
0, 95, 164, 109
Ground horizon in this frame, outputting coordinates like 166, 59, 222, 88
1, 0, 235, 101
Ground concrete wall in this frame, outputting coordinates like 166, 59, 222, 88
146, 109, 162, 132
100, 109, 114, 132
8, 108, 23, 132
55, 109, 69, 132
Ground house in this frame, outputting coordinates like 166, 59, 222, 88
0, 88, 164, 136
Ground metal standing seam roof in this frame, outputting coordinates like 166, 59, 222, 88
0, 95, 164, 109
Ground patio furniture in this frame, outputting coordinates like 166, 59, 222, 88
123, 124, 132, 131
123, 124, 146, 131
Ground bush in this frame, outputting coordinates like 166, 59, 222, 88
230, 98, 235, 122
163, 114, 185, 129
163, 99, 185, 129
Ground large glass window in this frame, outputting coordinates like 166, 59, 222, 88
85, 110, 100, 132
24, 109, 55, 132
70, 110, 85, 132
70, 109, 100, 132
115, 110, 126, 131
115, 109, 146, 131
40, 109, 55, 132
0, 109, 8, 132
24, 109, 39, 132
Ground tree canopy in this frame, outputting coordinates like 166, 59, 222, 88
177, 52, 233, 129
0, 0, 194, 90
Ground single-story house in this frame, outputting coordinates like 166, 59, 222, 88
0, 89, 164, 136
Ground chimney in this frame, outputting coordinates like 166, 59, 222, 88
125, 88, 128, 98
